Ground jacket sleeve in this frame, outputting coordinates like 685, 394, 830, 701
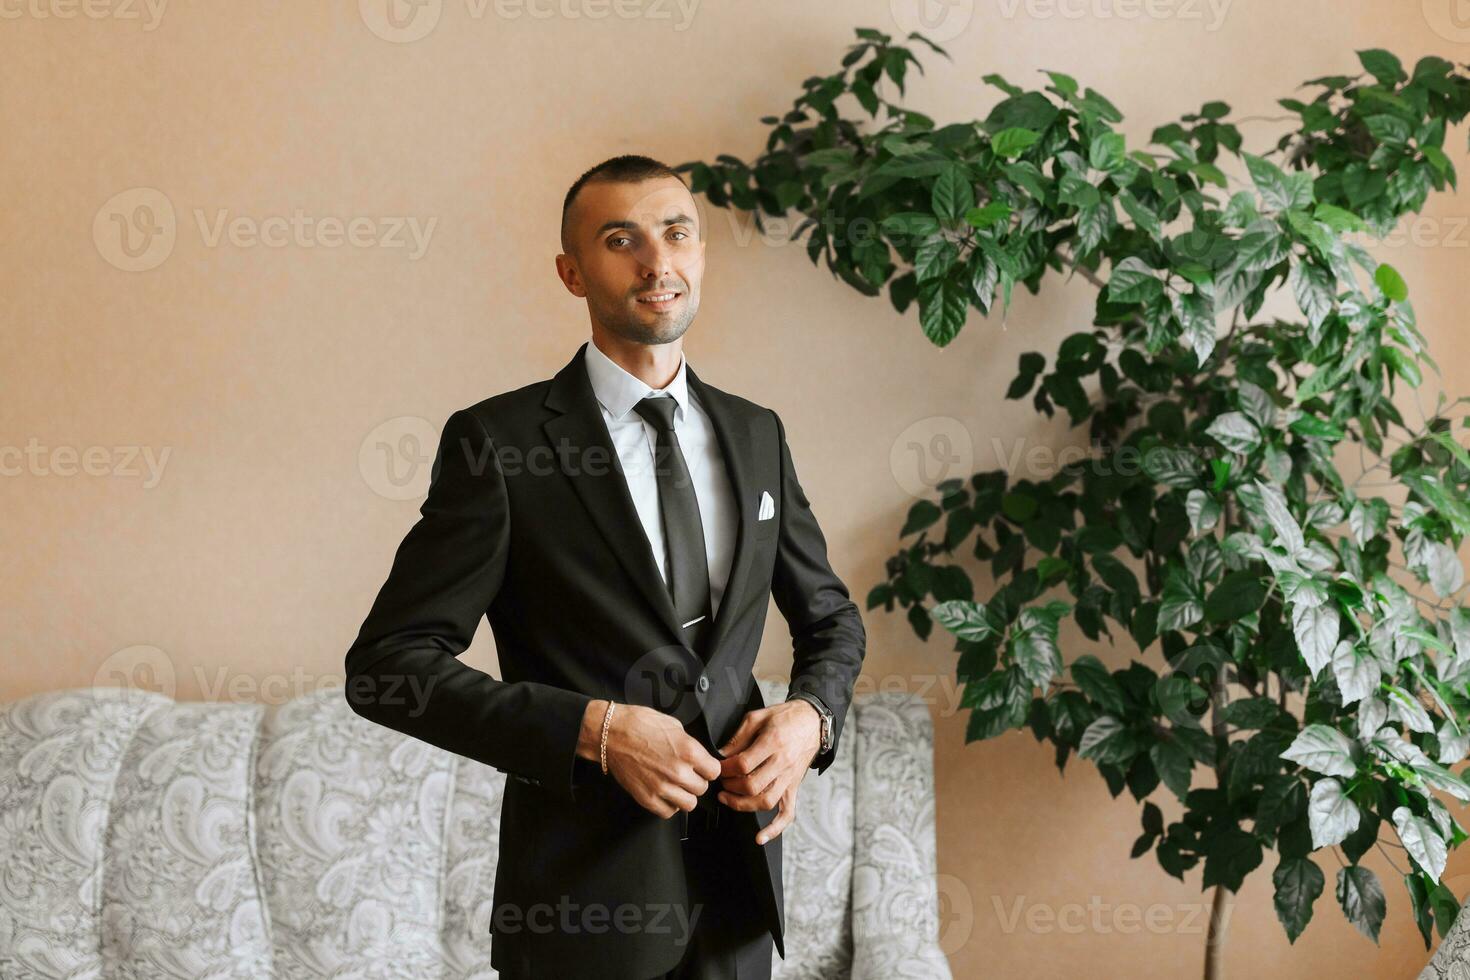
343, 407, 593, 802
768, 409, 867, 775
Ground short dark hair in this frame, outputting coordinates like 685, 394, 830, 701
560, 154, 689, 254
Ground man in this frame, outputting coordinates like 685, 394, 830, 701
343, 155, 866, 979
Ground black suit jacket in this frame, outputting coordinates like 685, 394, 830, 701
343, 341, 866, 978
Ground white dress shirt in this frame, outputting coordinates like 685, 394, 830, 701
582, 339, 738, 618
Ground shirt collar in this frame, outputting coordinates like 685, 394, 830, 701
583, 339, 691, 423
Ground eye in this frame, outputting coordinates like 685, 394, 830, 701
670, 230, 690, 241
609, 235, 631, 247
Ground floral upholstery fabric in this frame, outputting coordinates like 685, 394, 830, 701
1421, 903, 1470, 979
0, 680, 950, 979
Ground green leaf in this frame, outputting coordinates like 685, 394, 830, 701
1383, 347, 1422, 386
992, 127, 1041, 159
1001, 491, 1039, 522
1071, 654, 1126, 715
901, 500, 943, 536
1079, 714, 1139, 765
1107, 257, 1163, 304
917, 274, 969, 347
1337, 865, 1386, 942
1392, 806, 1448, 883
1206, 411, 1261, 454
932, 600, 997, 642
1118, 189, 1162, 240
1258, 777, 1307, 835
1206, 571, 1268, 623
1186, 489, 1221, 535
1155, 674, 1202, 725
1143, 446, 1203, 489
1223, 697, 1282, 729
1203, 827, 1264, 892
1243, 152, 1313, 211
1150, 739, 1193, 801
1292, 603, 1341, 679
1308, 777, 1361, 848
1312, 203, 1365, 232
964, 200, 1011, 230
1088, 131, 1126, 172
1012, 624, 1062, 689
932, 164, 976, 223
1282, 724, 1356, 779
1374, 262, 1408, 302
1289, 260, 1335, 331
1273, 857, 1325, 943
1289, 415, 1345, 442
1357, 48, 1405, 85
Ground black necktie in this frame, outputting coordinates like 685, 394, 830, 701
632, 395, 713, 660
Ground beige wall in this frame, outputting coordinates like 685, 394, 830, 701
4, 1, 1469, 976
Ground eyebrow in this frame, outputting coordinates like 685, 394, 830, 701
593, 213, 697, 238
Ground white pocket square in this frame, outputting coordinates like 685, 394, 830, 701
757, 490, 775, 520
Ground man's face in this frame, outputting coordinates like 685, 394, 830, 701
560, 176, 705, 346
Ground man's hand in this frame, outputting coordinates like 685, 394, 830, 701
715, 700, 822, 845
577, 699, 723, 819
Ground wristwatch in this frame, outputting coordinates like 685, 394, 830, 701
786, 690, 833, 755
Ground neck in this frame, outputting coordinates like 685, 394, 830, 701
588, 327, 683, 390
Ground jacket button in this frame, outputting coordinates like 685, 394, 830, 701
696, 674, 709, 693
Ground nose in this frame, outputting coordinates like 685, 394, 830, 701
636, 239, 677, 282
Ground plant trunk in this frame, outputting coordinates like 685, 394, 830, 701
1204, 884, 1233, 980
1205, 660, 1233, 980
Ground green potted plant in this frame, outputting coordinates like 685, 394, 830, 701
678, 28, 1470, 978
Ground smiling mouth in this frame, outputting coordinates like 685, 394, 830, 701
636, 290, 681, 304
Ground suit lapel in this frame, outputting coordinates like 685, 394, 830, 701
541, 342, 764, 672
542, 343, 688, 645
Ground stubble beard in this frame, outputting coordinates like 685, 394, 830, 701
595, 289, 699, 347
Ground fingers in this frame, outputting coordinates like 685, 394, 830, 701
669, 760, 714, 800
756, 793, 797, 845
719, 735, 775, 787
687, 740, 723, 781
716, 708, 765, 758
654, 785, 698, 819
719, 767, 786, 812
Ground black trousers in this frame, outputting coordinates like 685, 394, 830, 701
496, 796, 774, 980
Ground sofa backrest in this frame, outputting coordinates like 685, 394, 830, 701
0, 678, 935, 979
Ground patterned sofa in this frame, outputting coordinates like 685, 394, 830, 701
1420, 905, 1470, 978
0, 679, 950, 979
